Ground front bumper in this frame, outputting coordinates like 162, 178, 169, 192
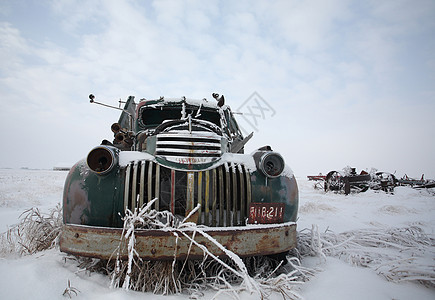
60, 222, 297, 260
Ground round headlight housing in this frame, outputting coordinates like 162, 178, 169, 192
87, 146, 118, 175
259, 152, 285, 178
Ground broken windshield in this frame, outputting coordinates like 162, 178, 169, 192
140, 107, 222, 128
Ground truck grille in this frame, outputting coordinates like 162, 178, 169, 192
124, 161, 251, 227
155, 133, 222, 164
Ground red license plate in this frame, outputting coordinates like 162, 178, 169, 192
248, 203, 285, 224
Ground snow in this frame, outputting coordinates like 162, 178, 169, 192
143, 97, 219, 109
0, 169, 434, 299
220, 152, 257, 172
300, 257, 434, 300
119, 151, 156, 166
297, 184, 434, 234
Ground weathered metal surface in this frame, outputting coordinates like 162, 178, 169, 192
123, 161, 253, 227
60, 222, 297, 260
155, 132, 222, 164
63, 160, 125, 228
307, 175, 326, 181
62, 95, 300, 261
370, 172, 397, 193
186, 172, 195, 216
139, 161, 146, 207
232, 163, 237, 225
211, 168, 217, 226
226, 166, 232, 224
248, 203, 285, 224
307, 174, 326, 189
218, 167, 224, 225
310, 169, 435, 193
204, 170, 210, 225
250, 170, 299, 222
324, 169, 371, 195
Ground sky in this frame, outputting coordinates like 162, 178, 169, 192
1, 0, 434, 179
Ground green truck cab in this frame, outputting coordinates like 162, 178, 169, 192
60, 94, 298, 260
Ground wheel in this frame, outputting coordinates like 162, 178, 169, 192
325, 171, 344, 192
372, 172, 397, 192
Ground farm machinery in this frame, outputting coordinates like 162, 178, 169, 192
308, 167, 434, 194
309, 167, 396, 194
397, 174, 435, 189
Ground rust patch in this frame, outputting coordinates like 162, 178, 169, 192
67, 180, 90, 224
60, 223, 297, 260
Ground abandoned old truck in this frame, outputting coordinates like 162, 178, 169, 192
60, 94, 298, 260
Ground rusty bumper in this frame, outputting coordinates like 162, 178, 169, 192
60, 222, 297, 260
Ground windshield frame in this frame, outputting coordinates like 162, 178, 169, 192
138, 104, 222, 130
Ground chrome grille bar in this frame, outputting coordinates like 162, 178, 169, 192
239, 164, 246, 223
139, 161, 145, 208
245, 165, 252, 214
156, 148, 221, 154
204, 170, 210, 225
170, 169, 176, 215
155, 132, 222, 164
211, 168, 217, 227
157, 141, 221, 147
186, 172, 195, 216
224, 162, 231, 226
154, 164, 160, 210
131, 162, 139, 209
147, 161, 153, 204
197, 172, 203, 223
232, 163, 238, 225
218, 167, 224, 226
123, 161, 251, 227
124, 163, 131, 210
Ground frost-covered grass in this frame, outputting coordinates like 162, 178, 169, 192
0, 169, 434, 299
0, 205, 62, 257
298, 225, 435, 287
106, 199, 306, 299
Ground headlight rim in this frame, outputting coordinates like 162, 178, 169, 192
259, 151, 285, 178
86, 145, 118, 175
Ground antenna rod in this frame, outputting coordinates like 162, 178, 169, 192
89, 94, 124, 111
88, 94, 134, 130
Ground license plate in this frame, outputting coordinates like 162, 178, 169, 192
248, 203, 285, 224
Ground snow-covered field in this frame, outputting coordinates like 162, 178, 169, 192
0, 169, 433, 299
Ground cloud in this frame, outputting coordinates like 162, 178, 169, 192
0, 0, 434, 177
269, 0, 352, 52
0, 22, 30, 71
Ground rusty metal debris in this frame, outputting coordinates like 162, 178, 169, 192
397, 174, 435, 189
324, 168, 371, 195
308, 167, 434, 194
60, 222, 297, 261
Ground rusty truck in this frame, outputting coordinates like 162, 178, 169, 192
60, 94, 298, 260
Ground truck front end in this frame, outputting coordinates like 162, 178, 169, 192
60, 95, 298, 260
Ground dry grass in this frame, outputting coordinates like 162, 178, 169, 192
0, 204, 62, 256
298, 224, 435, 288
4, 201, 432, 297
0, 201, 308, 298
104, 199, 308, 299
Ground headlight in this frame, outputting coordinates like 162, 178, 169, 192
87, 146, 118, 175
259, 152, 285, 178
